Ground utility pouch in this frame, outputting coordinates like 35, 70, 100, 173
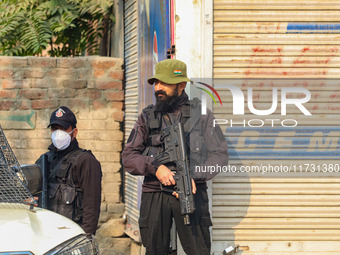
60, 184, 76, 205
58, 183, 77, 220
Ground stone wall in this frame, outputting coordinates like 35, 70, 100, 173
0, 56, 130, 254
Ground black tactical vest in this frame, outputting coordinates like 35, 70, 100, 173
142, 98, 208, 172
46, 148, 90, 223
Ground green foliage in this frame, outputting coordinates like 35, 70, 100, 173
0, 0, 114, 56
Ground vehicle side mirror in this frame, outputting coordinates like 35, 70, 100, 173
20, 164, 42, 195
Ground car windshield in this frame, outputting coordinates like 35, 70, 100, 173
0, 125, 35, 206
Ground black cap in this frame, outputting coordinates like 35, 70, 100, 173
48, 106, 77, 129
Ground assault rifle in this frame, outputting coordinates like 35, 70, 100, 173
155, 122, 196, 225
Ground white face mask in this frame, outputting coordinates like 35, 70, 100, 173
51, 129, 74, 150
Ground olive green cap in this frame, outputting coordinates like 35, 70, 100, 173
147, 59, 191, 85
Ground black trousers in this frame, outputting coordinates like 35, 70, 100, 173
139, 189, 212, 255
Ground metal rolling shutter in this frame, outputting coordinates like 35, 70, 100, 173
212, 0, 340, 254
123, 0, 172, 244
124, 0, 141, 242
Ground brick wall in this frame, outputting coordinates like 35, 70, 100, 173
0, 56, 128, 253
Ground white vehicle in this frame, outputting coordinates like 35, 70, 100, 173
0, 125, 98, 255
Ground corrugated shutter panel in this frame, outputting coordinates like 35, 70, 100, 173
124, 0, 141, 242
212, 0, 340, 254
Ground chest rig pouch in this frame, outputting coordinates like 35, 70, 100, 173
142, 98, 207, 167
48, 149, 90, 223
142, 105, 163, 158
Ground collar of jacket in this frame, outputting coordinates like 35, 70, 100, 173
177, 90, 188, 107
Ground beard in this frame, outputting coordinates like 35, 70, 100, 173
155, 86, 180, 114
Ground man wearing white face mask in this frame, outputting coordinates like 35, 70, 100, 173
35, 106, 102, 238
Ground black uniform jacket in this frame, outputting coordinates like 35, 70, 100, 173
122, 92, 229, 192
36, 139, 102, 236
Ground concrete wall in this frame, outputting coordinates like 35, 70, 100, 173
0, 56, 130, 254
